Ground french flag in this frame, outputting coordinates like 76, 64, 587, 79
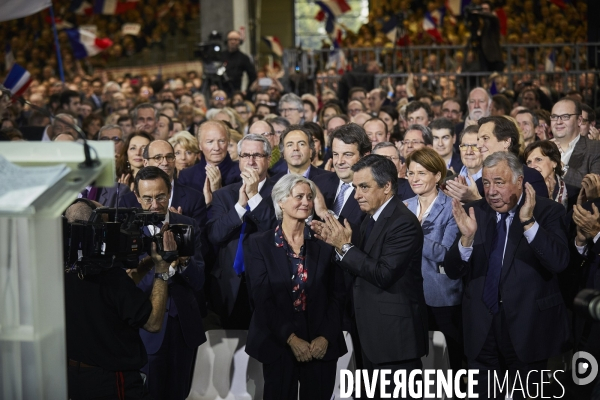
93, 0, 139, 15
315, 0, 351, 33
66, 28, 113, 59
3, 64, 32, 99
71, 0, 94, 15
423, 13, 443, 43
262, 36, 283, 57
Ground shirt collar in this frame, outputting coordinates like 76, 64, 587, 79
567, 134, 581, 150
287, 165, 311, 178
373, 196, 394, 221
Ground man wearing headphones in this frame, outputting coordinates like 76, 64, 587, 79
223, 30, 256, 95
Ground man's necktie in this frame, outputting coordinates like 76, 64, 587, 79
482, 213, 509, 315
332, 183, 350, 216
233, 205, 251, 276
361, 217, 375, 251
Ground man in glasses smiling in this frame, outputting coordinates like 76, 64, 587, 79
121, 140, 207, 226
550, 98, 600, 188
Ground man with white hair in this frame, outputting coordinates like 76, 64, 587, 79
278, 93, 304, 125
455, 88, 491, 137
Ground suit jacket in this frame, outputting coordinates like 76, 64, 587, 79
476, 164, 548, 198
19, 126, 46, 141
312, 172, 365, 231
449, 151, 464, 176
245, 229, 347, 364
97, 183, 131, 208
397, 178, 415, 201
138, 212, 206, 354
121, 180, 207, 227
405, 190, 462, 307
443, 196, 570, 363
177, 153, 241, 193
268, 158, 288, 176
206, 178, 278, 317
271, 165, 332, 183
337, 196, 428, 364
564, 135, 600, 188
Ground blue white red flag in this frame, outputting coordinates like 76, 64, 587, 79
66, 28, 113, 59
423, 13, 443, 43
315, 0, 351, 33
93, 0, 139, 15
3, 64, 32, 98
262, 36, 283, 57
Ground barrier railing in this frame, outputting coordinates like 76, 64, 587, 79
283, 42, 600, 79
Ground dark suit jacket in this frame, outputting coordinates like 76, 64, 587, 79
138, 212, 206, 354
449, 151, 464, 175
268, 158, 288, 176
120, 180, 207, 227
177, 153, 241, 193
313, 172, 365, 231
97, 183, 131, 208
206, 179, 278, 317
444, 196, 570, 363
271, 165, 332, 183
19, 126, 46, 141
476, 164, 548, 198
397, 178, 415, 201
564, 135, 600, 188
337, 196, 428, 364
245, 229, 347, 364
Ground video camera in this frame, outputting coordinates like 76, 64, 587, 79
574, 288, 600, 321
64, 207, 194, 275
194, 30, 228, 76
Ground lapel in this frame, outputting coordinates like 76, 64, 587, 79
405, 195, 418, 214
305, 238, 321, 296
98, 188, 108, 205
173, 181, 184, 204
267, 235, 295, 303
364, 196, 397, 254
424, 190, 445, 224
568, 135, 587, 169
478, 201, 497, 259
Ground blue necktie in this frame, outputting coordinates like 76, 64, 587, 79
482, 213, 509, 315
333, 183, 350, 216
233, 205, 251, 276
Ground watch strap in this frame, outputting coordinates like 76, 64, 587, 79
154, 272, 169, 281
520, 217, 535, 226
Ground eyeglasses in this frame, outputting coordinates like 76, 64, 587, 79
550, 114, 579, 121
401, 140, 426, 146
99, 136, 122, 142
140, 195, 168, 204
459, 144, 479, 152
239, 153, 268, 159
279, 108, 300, 114
147, 154, 176, 163
582, 118, 590, 123
213, 97, 226, 101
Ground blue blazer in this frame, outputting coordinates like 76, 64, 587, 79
405, 190, 462, 307
138, 212, 207, 354
121, 180, 207, 227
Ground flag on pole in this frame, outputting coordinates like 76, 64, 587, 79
44, 15, 74, 30
315, 0, 351, 33
262, 36, 283, 57
382, 14, 409, 46
423, 13, 443, 43
66, 28, 113, 59
3, 64, 32, 98
71, 0, 94, 15
545, 50, 556, 72
93, 0, 139, 15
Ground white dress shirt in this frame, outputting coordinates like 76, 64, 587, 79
234, 178, 267, 220
560, 134, 581, 168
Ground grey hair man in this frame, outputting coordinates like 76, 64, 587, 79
278, 93, 304, 125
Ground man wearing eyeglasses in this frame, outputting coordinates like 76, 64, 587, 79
133, 166, 206, 400
98, 124, 124, 157
207, 134, 277, 329
444, 125, 484, 203
211, 90, 229, 109
372, 141, 415, 201
121, 140, 207, 226
278, 93, 304, 125
551, 98, 600, 188
248, 120, 281, 167
402, 125, 433, 158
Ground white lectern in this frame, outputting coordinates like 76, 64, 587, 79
0, 142, 114, 399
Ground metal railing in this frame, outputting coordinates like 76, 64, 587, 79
309, 69, 599, 108
283, 42, 600, 78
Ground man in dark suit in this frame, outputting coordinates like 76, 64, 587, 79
312, 155, 428, 399
120, 140, 207, 226
372, 141, 415, 201
178, 121, 241, 201
476, 116, 548, 197
430, 117, 463, 175
134, 167, 206, 400
206, 134, 277, 329
271, 125, 330, 183
446, 152, 570, 399
550, 98, 600, 188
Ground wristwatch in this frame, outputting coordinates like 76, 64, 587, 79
154, 272, 169, 281
340, 243, 354, 257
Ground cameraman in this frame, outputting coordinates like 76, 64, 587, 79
469, 1, 503, 72
134, 166, 206, 400
64, 199, 173, 399
222, 30, 256, 95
